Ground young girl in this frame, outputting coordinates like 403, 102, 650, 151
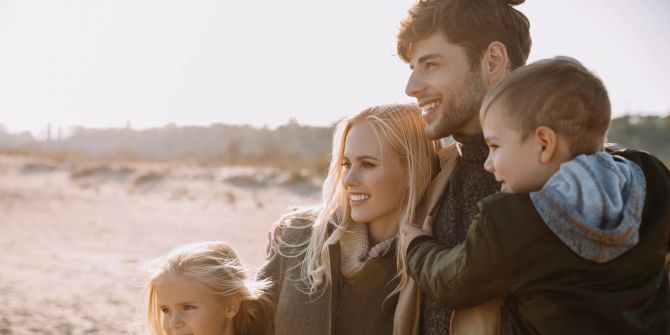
145, 241, 273, 335
259, 104, 441, 335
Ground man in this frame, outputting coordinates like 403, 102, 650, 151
395, 0, 531, 334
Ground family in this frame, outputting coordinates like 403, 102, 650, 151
142, 0, 670, 334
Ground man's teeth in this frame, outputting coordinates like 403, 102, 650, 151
423, 101, 442, 110
350, 194, 370, 201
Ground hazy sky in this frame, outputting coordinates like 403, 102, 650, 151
0, 0, 668, 137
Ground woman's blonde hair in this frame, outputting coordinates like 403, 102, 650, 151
275, 103, 440, 297
145, 241, 273, 334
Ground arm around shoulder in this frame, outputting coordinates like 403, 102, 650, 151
405, 201, 508, 309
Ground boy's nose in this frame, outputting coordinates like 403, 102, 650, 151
483, 155, 494, 173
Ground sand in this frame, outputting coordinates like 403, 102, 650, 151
0, 155, 320, 334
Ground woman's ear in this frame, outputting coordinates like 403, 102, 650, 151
483, 41, 509, 86
534, 126, 558, 164
225, 294, 242, 320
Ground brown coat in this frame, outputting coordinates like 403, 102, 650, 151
393, 144, 501, 335
258, 219, 399, 335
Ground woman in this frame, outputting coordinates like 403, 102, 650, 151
258, 104, 440, 334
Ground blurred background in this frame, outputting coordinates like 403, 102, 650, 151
0, 0, 668, 334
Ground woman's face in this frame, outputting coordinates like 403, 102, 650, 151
342, 122, 407, 229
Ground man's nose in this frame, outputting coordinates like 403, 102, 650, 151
405, 69, 424, 98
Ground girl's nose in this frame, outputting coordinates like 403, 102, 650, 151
169, 313, 185, 329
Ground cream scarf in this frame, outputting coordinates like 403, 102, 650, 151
339, 221, 395, 279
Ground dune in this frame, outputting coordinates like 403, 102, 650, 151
0, 155, 319, 334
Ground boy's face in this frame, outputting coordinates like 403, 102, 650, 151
482, 105, 552, 194
405, 32, 487, 139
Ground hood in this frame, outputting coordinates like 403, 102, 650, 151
530, 151, 646, 263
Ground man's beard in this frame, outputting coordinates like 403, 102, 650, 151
425, 71, 487, 140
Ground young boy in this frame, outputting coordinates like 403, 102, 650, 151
403, 56, 670, 334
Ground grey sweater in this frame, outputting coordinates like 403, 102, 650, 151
421, 133, 500, 335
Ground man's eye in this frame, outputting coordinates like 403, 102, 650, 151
424, 62, 436, 70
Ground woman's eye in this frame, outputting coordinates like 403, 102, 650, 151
160, 307, 171, 314
361, 161, 376, 168
183, 304, 197, 311
341, 161, 351, 169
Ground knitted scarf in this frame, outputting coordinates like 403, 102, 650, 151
339, 221, 395, 279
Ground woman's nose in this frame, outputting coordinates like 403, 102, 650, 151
343, 166, 359, 187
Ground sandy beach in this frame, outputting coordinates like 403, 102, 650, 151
0, 155, 320, 334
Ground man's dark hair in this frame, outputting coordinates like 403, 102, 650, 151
398, 0, 532, 70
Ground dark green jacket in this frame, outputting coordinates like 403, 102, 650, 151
259, 219, 398, 335
407, 150, 670, 334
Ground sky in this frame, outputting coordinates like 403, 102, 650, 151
0, 0, 668, 138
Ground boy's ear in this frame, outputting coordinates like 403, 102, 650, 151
483, 41, 509, 86
535, 126, 558, 163
225, 294, 242, 320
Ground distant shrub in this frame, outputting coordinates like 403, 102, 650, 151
131, 171, 165, 186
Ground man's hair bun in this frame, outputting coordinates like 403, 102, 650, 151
504, 0, 525, 6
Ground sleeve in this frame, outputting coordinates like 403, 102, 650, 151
405, 203, 508, 309
257, 227, 286, 308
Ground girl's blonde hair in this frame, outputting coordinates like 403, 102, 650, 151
145, 241, 273, 335
275, 103, 440, 297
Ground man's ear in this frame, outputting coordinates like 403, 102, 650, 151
482, 41, 509, 86
535, 126, 558, 163
225, 294, 242, 320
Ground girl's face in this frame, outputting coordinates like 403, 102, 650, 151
341, 122, 407, 231
155, 273, 234, 335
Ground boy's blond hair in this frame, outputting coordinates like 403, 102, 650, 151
480, 56, 611, 156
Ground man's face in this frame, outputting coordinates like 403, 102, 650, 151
405, 33, 487, 139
